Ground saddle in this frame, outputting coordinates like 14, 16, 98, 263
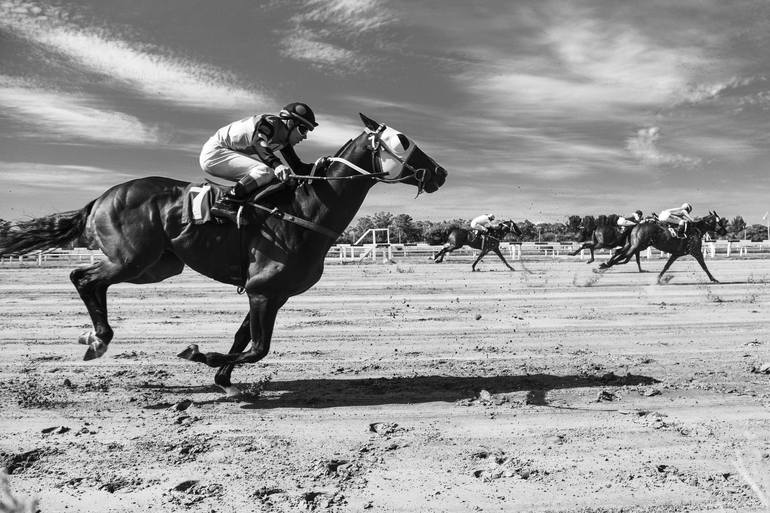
182, 181, 228, 225
182, 181, 288, 226
658, 222, 686, 239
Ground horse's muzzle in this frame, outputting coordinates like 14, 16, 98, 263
423, 166, 447, 193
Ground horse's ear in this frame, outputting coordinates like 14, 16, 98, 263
359, 113, 380, 131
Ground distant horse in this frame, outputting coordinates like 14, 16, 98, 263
598, 211, 726, 283
0, 113, 447, 395
569, 215, 643, 272
433, 220, 521, 271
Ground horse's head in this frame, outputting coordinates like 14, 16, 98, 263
710, 211, 728, 236
359, 113, 447, 193
499, 220, 522, 237
697, 211, 727, 237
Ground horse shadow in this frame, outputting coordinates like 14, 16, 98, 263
142, 372, 659, 409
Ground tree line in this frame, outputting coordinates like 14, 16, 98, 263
1, 214, 766, 251
340, 212, 769, 244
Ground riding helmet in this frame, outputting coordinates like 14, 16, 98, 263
635, 210, 643, 219
279, 102, 318, 130
681, 202, 692, 212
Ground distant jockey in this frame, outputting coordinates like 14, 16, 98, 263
617, 210, 643, 242
470, 213, 498, 247
658, 203, 695, 238
199, 101, 319, 221
470, 213, 497, 233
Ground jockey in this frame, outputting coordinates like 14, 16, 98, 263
658, 203, 695, 238
617, 210, 643, 242
199, 101, 319, 220
470, 213, 497, 233
470, 213, 497, 247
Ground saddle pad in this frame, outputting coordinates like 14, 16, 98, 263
181, 181, 228, 225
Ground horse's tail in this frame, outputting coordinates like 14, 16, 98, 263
0, 201, 94, 256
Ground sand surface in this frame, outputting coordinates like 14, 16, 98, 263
1, 257, 769, 512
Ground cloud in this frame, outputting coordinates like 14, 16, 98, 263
453, 7, 710, 121
0, 161, 136, 192
280, 36, 367, 74
0, 77, 162, 145
279, 0, 396, 73
626, 127, 700, 168
0, 0, 270, 110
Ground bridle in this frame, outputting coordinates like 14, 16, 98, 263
252, 124, 435, 238
287, 124, 436, 195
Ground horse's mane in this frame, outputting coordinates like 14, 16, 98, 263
333, 138, 356, 158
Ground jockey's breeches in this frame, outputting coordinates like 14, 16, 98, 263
199, 139, 274, 185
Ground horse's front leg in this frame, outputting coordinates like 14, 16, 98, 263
657, 254, 680, 283
567, 243, 589, 257
213, 312, 251, 396
492, 247, 515, 271
692, 251, 719, 283
178, 294, 286, 369
471, 249, 489, 271
586, 247, 595, 264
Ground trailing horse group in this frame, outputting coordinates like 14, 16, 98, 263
0, 113, 728, 393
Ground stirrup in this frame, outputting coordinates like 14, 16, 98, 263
211, 203, 248, 227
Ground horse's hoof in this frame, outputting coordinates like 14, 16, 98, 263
83, 339, 107, 361
218, 385, 242, 397
177, 344, 200, 361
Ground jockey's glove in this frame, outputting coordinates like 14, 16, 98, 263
274, 164, 291, 182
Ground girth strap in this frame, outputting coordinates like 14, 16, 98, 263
246, 201, 339, 240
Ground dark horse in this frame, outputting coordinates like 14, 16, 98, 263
433, 220, 521, 271
597, 211, 726, 283
568, 215, 643, 272
0, 114, 447, 395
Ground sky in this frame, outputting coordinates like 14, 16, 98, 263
1, 0, 769, 224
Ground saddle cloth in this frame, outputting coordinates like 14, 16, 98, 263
181, 181, 229, 225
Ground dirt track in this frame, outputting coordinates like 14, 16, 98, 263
1, 256, 769, 512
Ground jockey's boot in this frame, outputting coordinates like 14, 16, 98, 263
677, 222, 687, 238
211, 175, 259, 223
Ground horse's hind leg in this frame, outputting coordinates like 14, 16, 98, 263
71, 253, 183, 360
434, 247, 449, 263
213, 313, 251, 396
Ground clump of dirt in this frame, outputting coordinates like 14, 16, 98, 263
470, 448, 545, 482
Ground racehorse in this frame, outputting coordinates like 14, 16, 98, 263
568, 215, 644, 272
433, 220, 521, 271
0, 113, 447, 395
598, 211, 726, 283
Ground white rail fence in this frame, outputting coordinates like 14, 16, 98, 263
3, 240, 769, 267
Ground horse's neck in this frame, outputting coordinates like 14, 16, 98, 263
297, 137, 375, 235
